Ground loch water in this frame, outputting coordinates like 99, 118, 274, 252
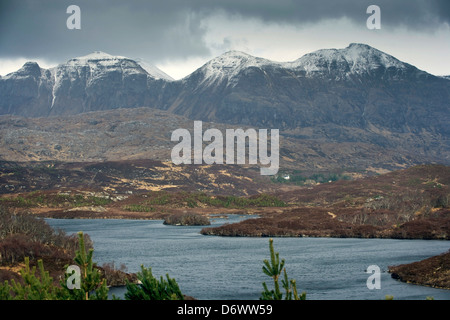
45, 215, 450, 300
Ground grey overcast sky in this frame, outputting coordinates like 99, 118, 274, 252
0, 0, 449, 79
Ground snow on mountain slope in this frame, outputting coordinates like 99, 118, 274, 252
286, 43, 411, 78
60, 51, 173, 81
72, 51, 127, 61
187, 44, 420, 87
1, 44, 442, 120
61, 51, 150, 79
2, 61, 44, 80
134, 58, 174, 81
48, 51, 174, 109
192, 50, 278, 87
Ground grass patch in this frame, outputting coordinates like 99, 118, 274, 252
139, 191, 287, 209
178, 192, 287, 208
123, 204, 154, 212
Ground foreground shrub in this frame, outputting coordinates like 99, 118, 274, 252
0, 257, 60, 300
124, 265, 184, 300
260, 239, 306, 300
60, 232, 108, 300
0, 205, 91, 255
0, 232, 108, 300
0, 230, 184, 300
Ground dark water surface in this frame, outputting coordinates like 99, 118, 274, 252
45, 215, 450, 300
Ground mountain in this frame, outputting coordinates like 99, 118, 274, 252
170, 43, 449, 135
186, 50, 276, 87
0, 44, 449, 169
2, 44, 448, 131
285, 43, 420, 79
0, 51, 169, 116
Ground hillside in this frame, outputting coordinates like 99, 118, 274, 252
0, 107, 445, 176
0, 162, 448, 240
1, 44, 448, 174
0, 44, 448, 239
201, 165, 450, 240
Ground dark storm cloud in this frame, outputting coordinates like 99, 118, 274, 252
201, 0, 450, 26
0, 0, 448, 62
0, 0, 210, 61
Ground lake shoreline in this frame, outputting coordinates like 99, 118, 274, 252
40, 212, 450, 291
45, 217, 450, 299
33, 205, 449, 240
388, 250, 450, 290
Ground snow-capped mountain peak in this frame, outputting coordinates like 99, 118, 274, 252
342, 43, 407, 71
196, 50, 276, 86
191, 43, 416, 86
2, 61, 42, 80
45, 52, 175, 110
287, 43, 409, 78
63, 51, 147, 77
72, 51, 124, 61
63, 51, 173, 81
205, 50, 272, 68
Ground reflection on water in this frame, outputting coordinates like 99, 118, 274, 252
46, 215, 450, 300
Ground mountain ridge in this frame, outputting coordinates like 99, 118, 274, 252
1, 42, 437, 86
0, 43, 448, 170
161, 43, 448, 134
181, 43, 432, 85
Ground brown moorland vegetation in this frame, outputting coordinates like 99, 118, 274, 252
0, 163, 448, 291
201, 164, 450, 240
1, 163, 448, 240
0, 205, 136, 286
389, 250, 450, 289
